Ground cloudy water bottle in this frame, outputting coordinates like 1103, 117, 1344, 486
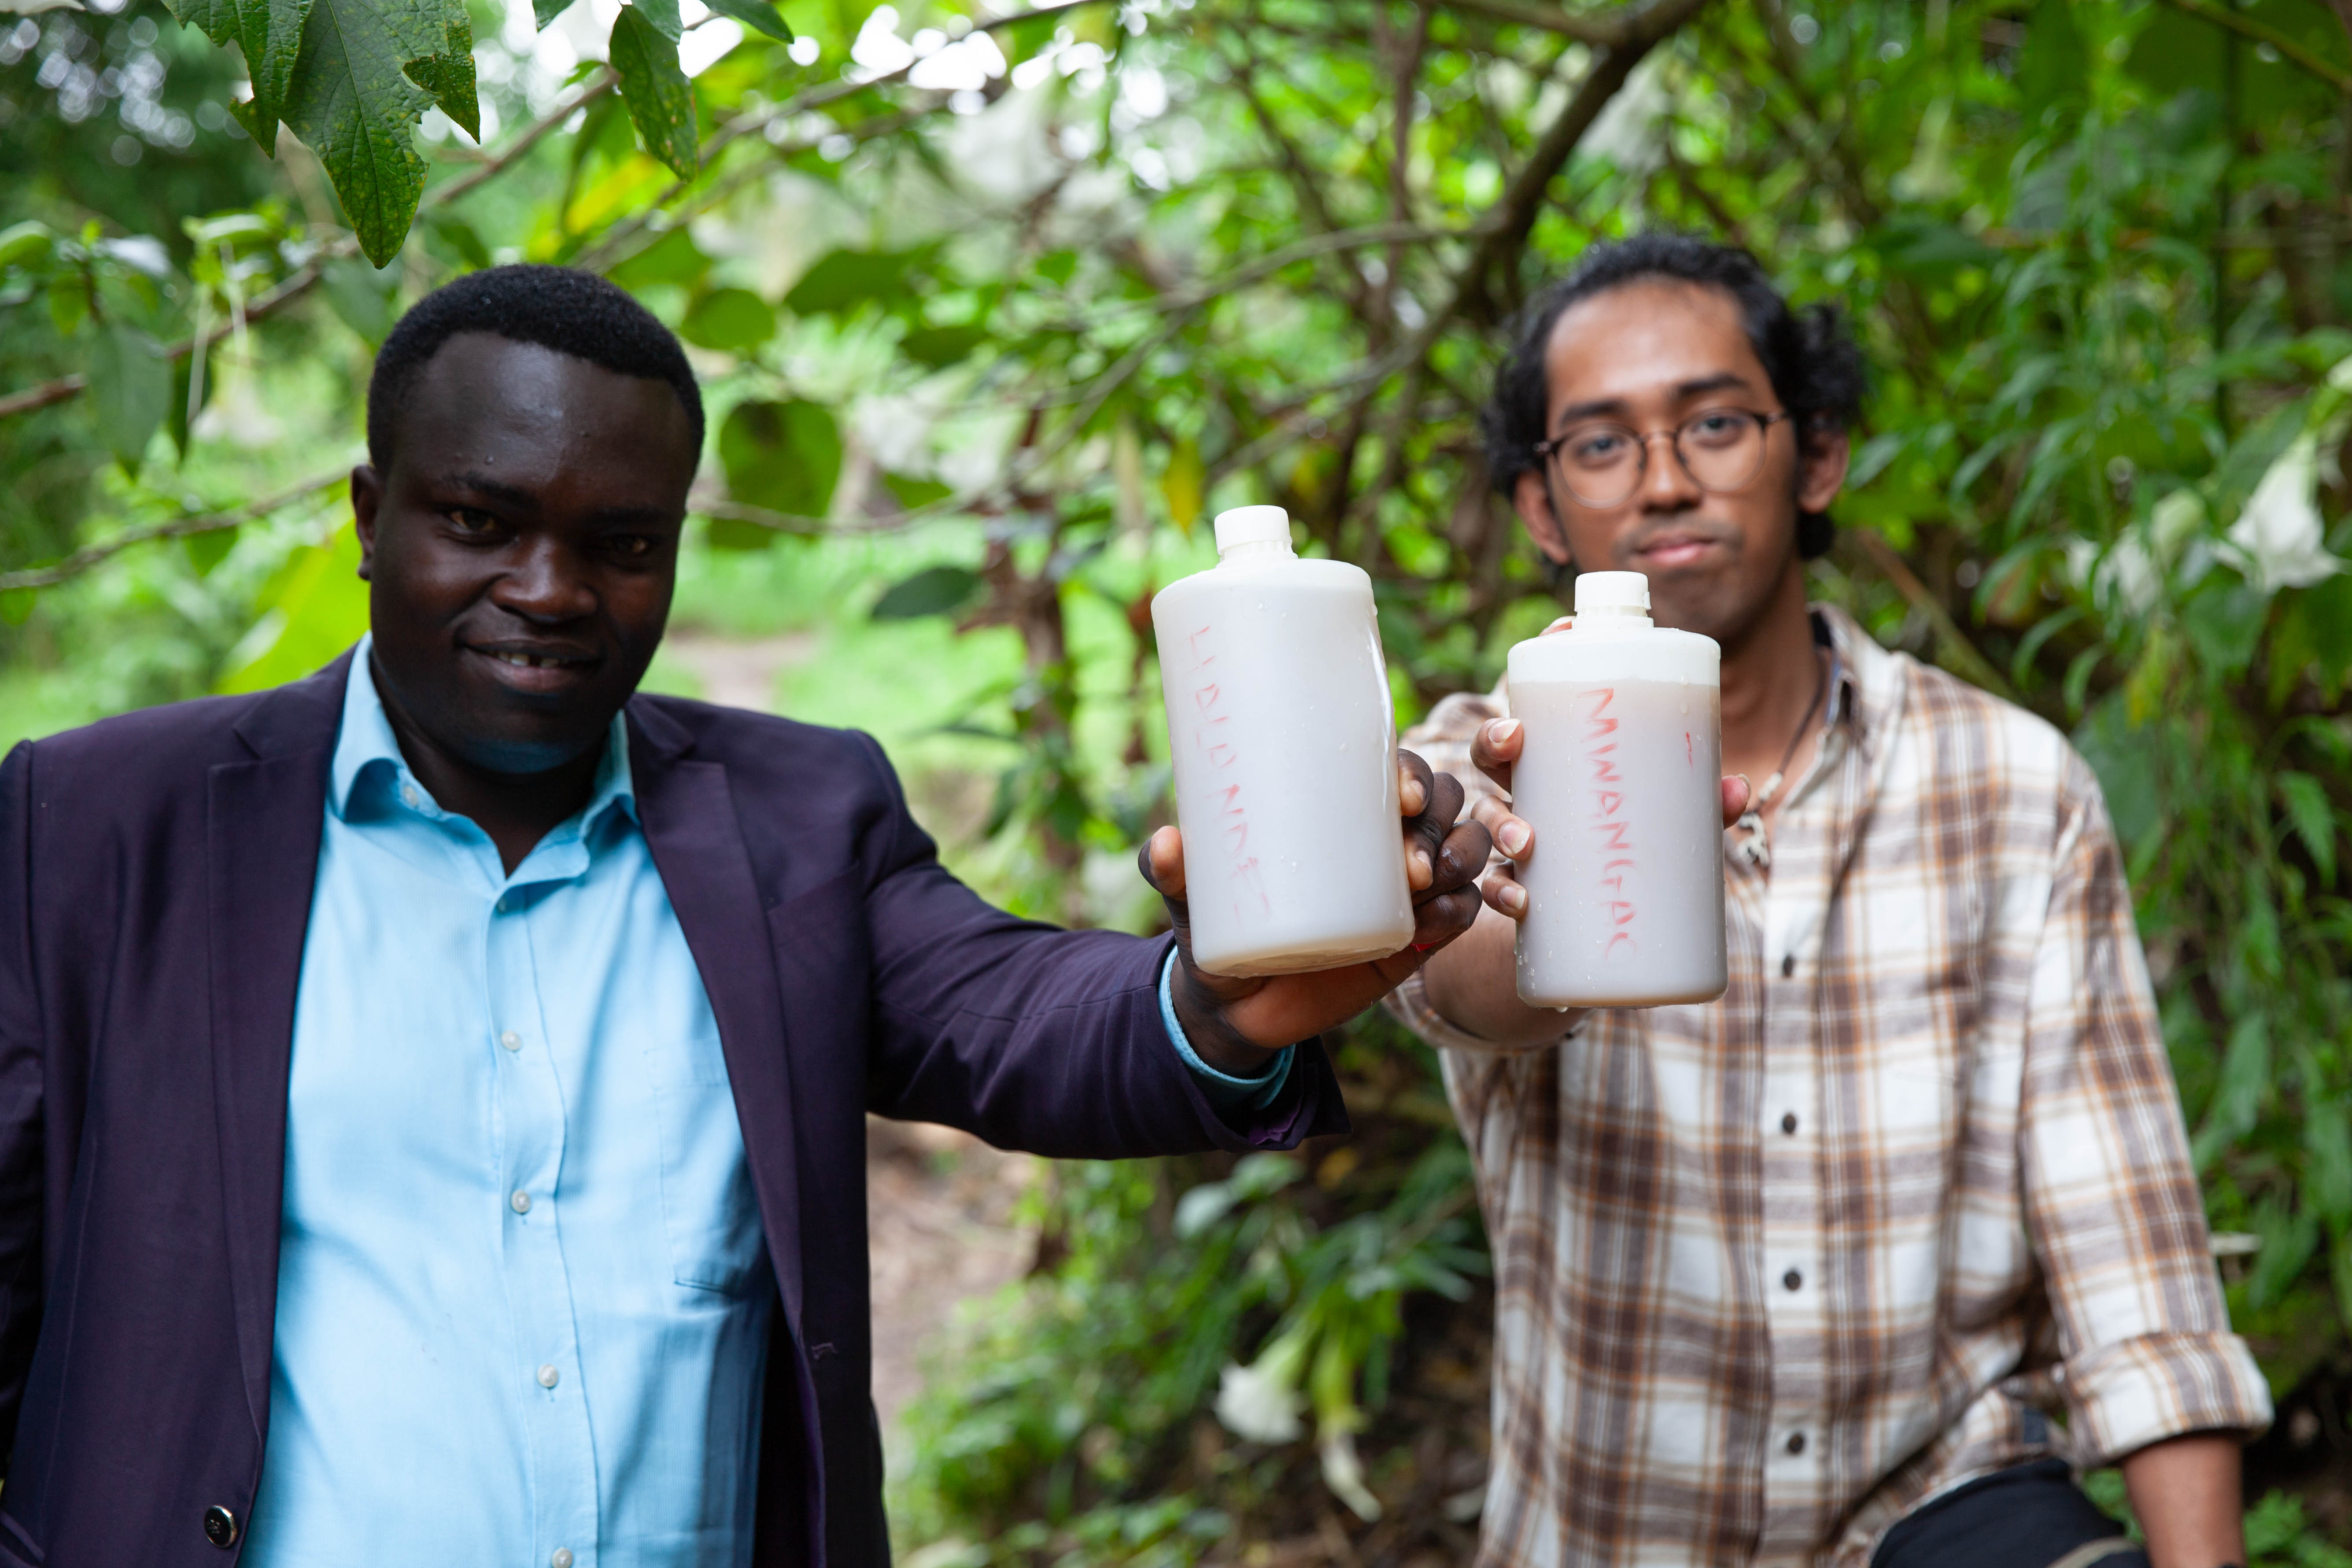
1151, 505, 1415, 978
1507, 570, 1727, 1007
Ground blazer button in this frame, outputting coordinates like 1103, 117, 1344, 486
203, 1505, 240, 1548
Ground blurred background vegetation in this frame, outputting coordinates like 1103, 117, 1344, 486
6, 0, 2352, 1560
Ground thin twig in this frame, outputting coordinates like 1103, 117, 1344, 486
2161, 0, 2352, 92
0, 469, 350, 592
1425, 0, 1628, 46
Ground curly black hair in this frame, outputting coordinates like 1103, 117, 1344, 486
1481, 233, 1865, 559
366, 264, 705, 466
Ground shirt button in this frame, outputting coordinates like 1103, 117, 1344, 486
400, 785, 420, 810
1786, 1431, 1807, 1455
511, 1190, 532, 1214
1781, 1112, 1799, 1135
501, 1030, 521, 1051
552, 1551, 574, 1568
497, 895, 510, 913
1781, 953, 1797, 978
1783, 1268, 1803, 1291
537, 1364, 560, 1389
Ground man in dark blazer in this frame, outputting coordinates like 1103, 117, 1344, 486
0, 267, 1490, 1567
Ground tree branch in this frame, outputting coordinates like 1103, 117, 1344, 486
1427, 0, 1629, 46
0, 469, 350, 592
2162, 0, 2352, 93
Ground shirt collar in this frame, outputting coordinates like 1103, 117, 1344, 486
329, 632, 637, 830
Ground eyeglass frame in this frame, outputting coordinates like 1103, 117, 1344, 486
1531, 407, 1795, 509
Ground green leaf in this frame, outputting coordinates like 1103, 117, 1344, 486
86, 321, 171, 476
679, 287, 775, 352
872, 565, 982, 621
182, 525, 239, 577
700, 0, 790, 41
629, 0, 681, 42
882, 472, 953, 509
399, 0, 479, 141
277, 0, 483, 266
319, 254, 397, 343
609, 4, 697, 178
783, 248, 924, 315
2278, 771, 2337, 885
532, 0, 572, 29
168, 0, 312, 148
217, 523, 371, 694
606, 226, 711, 290
901, 321, 990, 367
717, 398, 841, 518
426, 213, 491, 269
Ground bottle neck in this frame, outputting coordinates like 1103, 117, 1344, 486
1575, 605, 1653, 626
1218, 542, 1296, 564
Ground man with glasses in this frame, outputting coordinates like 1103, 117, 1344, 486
1390, 235, 2270, 1567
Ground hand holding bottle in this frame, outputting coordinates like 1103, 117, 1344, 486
1137, 749, 1490, 1074
1468, 711, 1751, 921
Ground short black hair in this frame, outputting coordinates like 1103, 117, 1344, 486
366, 264, 705, 465
1482, 233, 1865, 559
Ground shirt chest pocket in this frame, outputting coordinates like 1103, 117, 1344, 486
645, 1015, 764, 1294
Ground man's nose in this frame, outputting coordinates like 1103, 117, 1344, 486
489, 537, 598, 622
1638, 430, 1702, 509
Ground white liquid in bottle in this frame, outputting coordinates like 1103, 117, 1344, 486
1508, 571, 1727, 1008
1152, 505, 1415, 978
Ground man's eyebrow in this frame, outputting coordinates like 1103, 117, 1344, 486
1550, 372, 1758, 432
437, 471, 539, 508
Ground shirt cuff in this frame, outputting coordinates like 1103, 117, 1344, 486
1159, 948, 1295, 1115
2061, 1329, 2274, 1467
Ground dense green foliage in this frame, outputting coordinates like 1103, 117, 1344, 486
6, 0, 2352, 1557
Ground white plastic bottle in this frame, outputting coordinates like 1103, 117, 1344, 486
1151, 505, 1415, 977
1507, 571, 1726, 1007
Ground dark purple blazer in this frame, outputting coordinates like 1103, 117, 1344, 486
0, 652, 1345, 1568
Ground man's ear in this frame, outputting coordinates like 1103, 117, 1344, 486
351, 464, 382, 582
1513, 470, 1571, 568
1796, 425, 1850, 515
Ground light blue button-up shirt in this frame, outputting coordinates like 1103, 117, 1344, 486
242, 645, 1292, 1565
246, 643, 770, 1568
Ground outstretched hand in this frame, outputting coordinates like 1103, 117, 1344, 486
1137, 749, 1490, 1074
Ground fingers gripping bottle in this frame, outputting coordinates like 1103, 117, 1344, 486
1151, 506, 1415, 977
1507, 571, 1728, 1007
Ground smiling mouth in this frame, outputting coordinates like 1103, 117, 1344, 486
484, 649, 587, 670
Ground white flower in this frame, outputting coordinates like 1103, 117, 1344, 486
2227, 435, 2345, 593
1214, 1358, 1303, 1444
1320, 1432, 1382, 1523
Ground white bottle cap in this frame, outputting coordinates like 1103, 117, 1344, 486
1573, 570, 1651, 615
1214, 505, 1293, 555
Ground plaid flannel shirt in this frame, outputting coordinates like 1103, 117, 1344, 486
1387, 605, 2270, 1568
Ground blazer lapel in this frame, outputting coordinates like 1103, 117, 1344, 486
207, 654, 348, 1439
628, 704, 808, 1334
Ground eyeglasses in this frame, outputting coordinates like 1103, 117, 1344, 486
1532, 408, 1792, 509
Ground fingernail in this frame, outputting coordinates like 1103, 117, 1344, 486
1503, 884, 1527, 915
1499, 820, 1529, 856
1494, 718, 1521, 744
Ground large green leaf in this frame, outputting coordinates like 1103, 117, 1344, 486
609, 4, 698, 179
871, 565, 982, 621
701, 0, 790, 41
718, 398, 841, 520
679, 288, 775, 352
401, 0, 480, 141
630, 0, 682, 43
167, 0, 313, 147
217, 524, 371, 694
532, 0, 573, 27
278, 0, 482, 265
86, 321, 171, 475
784, 249, 925, 316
